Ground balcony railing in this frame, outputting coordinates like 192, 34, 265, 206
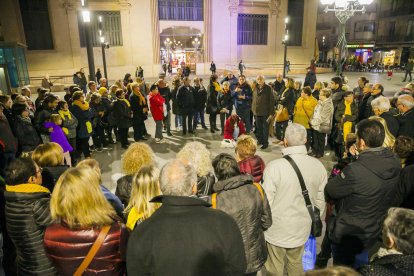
376, 34, 414, 43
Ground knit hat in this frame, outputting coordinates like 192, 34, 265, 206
98, 87, 108, 95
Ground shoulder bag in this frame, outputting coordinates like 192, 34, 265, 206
73, 225, 111, 276
283, 155, 322, 237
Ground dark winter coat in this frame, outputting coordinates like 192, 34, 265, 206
252, 84, 274, 117
217, 91, 233, 113
158, 86, 171, 111
220, 76, 239, 91
34, 106, 55, 135
129, 93, 148, 122
100, 97, 113, 124
127, 195, 247, 276
360, 253, 414, 276
193, 85, 208, 110
359, 93, 371, 121
115, 175, 133, 206
176, 85, 195, 113
304, 71, 317, 89
70, 104, 93, 139
112, 99, 132, 129
394, 164, 414, 210
171, 87, 181, 115
44, 222, 127, 275
335, 100, 359, 130
326, 148, 401, 249
273, 80, 286, 95
4, 184, 57, 275
332, 89, 346, 109
206, 85, 219, 114
238, 155, 266, 183
14, 116, 41, 152
208, 174, 272, 273
380, 111, 399, 138
398, 108, 414, 139
0, 114, 17, 153
42, 165, 69, 193
279, 88, 295, 115
234, 83, 253, 110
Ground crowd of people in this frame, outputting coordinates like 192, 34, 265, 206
0, 66, 414, 275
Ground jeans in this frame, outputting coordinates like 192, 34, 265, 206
236, 108, 251, 132
182, 110, 194, 134
312, 130, 326, 157
76, 137, 91, 158
255, 115, 269, 146
155, 120, 164, 139
193, 108, 206, 129
163, 111, 171, 132
132, 118, 145, 140
275, 121, 288, 141
175, 114, 183, 128
118, 128, 129, 147
209, 113, 217, 130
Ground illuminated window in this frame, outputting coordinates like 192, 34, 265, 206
237, 14, 268, 45
158, 0, 203, 21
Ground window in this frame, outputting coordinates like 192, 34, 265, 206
158, 0, 203, 21
406, 20, 414, 40
19, 0, 53, 50
78, 11, 123, 47
237, 14, 268, 45
287, 0, 304, 46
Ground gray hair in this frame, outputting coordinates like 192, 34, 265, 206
371, 96, 391, 112
285, 123, 307, 146
159, 159, 197, 196
383, 207, 414, 255
398, 95, 414, 109
222, 81, 230, 87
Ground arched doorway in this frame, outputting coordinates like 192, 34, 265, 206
160, 26, 203, 72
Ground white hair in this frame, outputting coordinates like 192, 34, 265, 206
285, 123, 307, 146
398, 95, 414, 109
159, 159, 197, 196
371, 96, 391, 112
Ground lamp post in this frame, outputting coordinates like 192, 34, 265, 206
164, 38, 172, 63
81, 0, 95, 82
282, 17, 289, 78
322, 36, 326, 63
98, 15, 108, 80
320, 0, 374, 76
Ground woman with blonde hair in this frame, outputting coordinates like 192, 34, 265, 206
177, 141, 215, 197
235, 135, 265, 183
43, 166, 126, 275
116, 142, 155, 205
369, 116, 396, 149
124, 165, 161, 231
77, 159, 124, 218
312, 81, 324, 100
32, 142, 68, 192
275, 77, 295, 142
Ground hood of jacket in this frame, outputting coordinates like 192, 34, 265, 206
213, 174, 253, 192
358, 147, 401, 180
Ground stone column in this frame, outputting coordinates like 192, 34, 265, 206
150, 0, 160, 65
203, 0, 211, 63
228, 0, 239, 67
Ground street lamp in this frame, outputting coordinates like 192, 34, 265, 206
81, 0, 95, 82
98, 15, 108, 80
164, 38, 172, 63
282, 17, 289, 78
192, 37, 200, 50
320, 0, 375, 76
322, 36, 326, 63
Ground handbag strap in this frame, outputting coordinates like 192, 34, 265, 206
283, 155, 316, 222
74, 225, 111, 276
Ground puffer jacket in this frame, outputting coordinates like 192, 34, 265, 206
4, 184, 57, 275
238, 155, 266, 183
326, 148, 401, 249
14, 116, 42, 152
310, 98, 334, 134
208, 174, 272, 273
359, 253, 414, 276
115, 175, 133, 206
59, 111, 78, 139
44, 222, 127, 275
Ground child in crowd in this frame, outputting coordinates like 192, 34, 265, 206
44, 114, 73, 166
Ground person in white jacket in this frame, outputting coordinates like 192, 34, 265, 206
262, 123, 327, 275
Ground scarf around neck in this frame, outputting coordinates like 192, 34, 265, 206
58, 109, 72, 120
6, 183, 50, 194
117, 97, 131, 107
133, 90, 147, 106
72, 99, 89, 111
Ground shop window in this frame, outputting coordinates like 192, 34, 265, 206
19, 0, 53, 50
158, 0, 203, 21
288, 0, 304, 46
78, 11, 123, 47
237, 14, 268, 45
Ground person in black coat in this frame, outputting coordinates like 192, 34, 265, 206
157, 79, 173, 136
273, 74, 286, 95
206, 75, 220, 133
3, 158, 57, 275
371, 96, 399, 137
359, 208, 414, 276
126, 159, 247, 276
129, 82, 148, 141
304, 68, 317, 89
218, 81, 234, 135
90, 93, 110, 151
210, 61, 216, 75
177, 77, 195, 135
34, 94, 59, 143
325, 119, 401, 268
396, 94, 414, 139
13, 104, 41, 154
193, 78, 208, 130
113, 89, 132, 148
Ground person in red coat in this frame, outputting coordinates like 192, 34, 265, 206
149, 84, 166, 143
235, 135, 266, 183
223, 114, 246, 140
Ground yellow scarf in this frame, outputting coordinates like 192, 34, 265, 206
58, 109, 72, 120
343, 101, 353, 142
133, 90, 147, 106
6, 183, 50, 194
213, 81, 222, 93
118, 98, 131, 107
72, 100, 90, 111
126, 207, 144, 231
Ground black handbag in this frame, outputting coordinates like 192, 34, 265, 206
283, 155, 323, 237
